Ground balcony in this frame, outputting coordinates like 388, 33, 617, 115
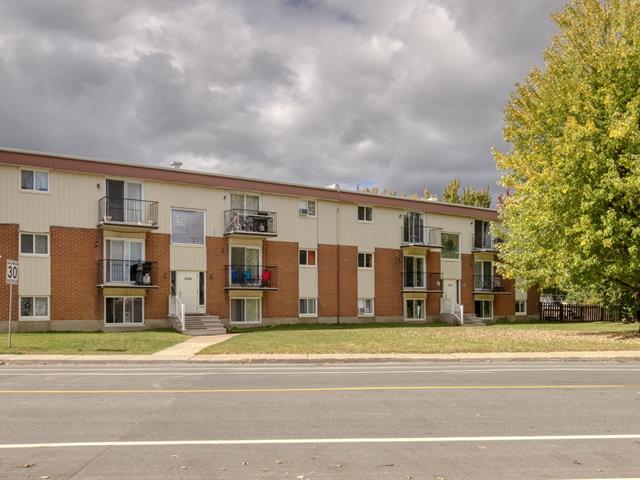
224, 209, 277, 237
225, 265, 277, 290
98, 197, 159, 231
472, 233, 499, 252
97, 259, 158, 288
402, 271, 443, 292
401, 226, 442, 248
473, 275, 509, 294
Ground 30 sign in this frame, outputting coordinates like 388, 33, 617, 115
6, 260, 18, 285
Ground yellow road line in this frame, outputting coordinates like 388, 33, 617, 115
0, 384, 632, 394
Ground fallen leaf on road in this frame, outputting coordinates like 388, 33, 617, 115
23, 463, 35, 468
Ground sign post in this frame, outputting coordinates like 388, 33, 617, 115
6, 260, 18, 348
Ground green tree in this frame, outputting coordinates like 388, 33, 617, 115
461, 186, 492, 208
493, 0, 640, 325
442, 178, 461, 203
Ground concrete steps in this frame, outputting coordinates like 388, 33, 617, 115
461, 315, 485, 326
182, 314, 227, 336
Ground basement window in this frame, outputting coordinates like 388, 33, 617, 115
105, 297, 144, 324
299, 298, 318, 317
20, 296, 49, 319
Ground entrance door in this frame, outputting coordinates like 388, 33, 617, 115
443, 279, 459, 304
177, 271, 200, 313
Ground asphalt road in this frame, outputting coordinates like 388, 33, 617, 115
0, 361, 639, 480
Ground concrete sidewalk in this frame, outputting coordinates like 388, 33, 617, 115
0, 349, 639, 365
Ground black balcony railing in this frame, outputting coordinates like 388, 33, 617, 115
225, 265, 277, 289
98, 197, 159, 227
401, 226, 442, 247
472, 233, 498, 251
224, 209, 277, 236
402, 271, 443, 291
474, 275, 507, 293
98, 259, 157, 286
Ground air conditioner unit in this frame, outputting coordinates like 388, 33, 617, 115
299, 208, 308, 215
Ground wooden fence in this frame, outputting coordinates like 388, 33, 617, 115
539, 302, 622, 322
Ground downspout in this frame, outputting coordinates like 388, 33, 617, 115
336, 186, 341, 325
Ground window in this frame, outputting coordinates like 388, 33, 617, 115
299, 249, 317, 266
475, 300, 493, 319
199, 272, 206, 306
105, 180, 144, 223
20, 297, 49, 319
299, 298, 317, 317
20, 169, 49, 192
403, 256, 425, 288
170, 271, 176, 296
20, 233, 49, 255
104, 239, 144, 283
231, 193, 259, 212
405, 299, 425, 320
105, 297, 143, 324
516, 300, 527, 315
171, 209, 205, 245
230, 298, 261, 323
358, 252, 373, 269
358, 298, 374, 316
358, 206, 373, 222
441, 232, 460, 259
299, 199, 317, 217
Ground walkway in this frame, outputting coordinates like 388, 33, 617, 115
150, 334, 237, 359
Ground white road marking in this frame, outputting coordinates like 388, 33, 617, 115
1, 434, 640, 450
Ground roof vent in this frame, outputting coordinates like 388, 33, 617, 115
426, 195, 438, 202
325, 183, 340, 190
169, 161, 183, 169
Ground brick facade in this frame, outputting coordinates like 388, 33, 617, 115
317, 244, 358, 319
50, 226, 101, 321
460, 253, 475, 313
262, 240, 299, 318
374, 247, 403, 317
493, 278, 516, 316
527, 287, 540, 317
338, 245, 358, 318
206, 236, 229, 319
145, 233, 171, 320
426, 249, 442, 316
318, 244, 338, 318
0, 224, 19, 322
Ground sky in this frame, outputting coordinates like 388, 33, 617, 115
0, 0, 562, 198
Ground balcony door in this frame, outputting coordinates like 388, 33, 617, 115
403, 255, 425, 288
474, 261, 492, 290
230, 246, 260, 286
231, 193, 259, 212
403, 213, 424, 244
106, 180, 143, 222
105, 239, 144, 283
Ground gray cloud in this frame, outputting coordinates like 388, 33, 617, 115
0, 0, 561, 200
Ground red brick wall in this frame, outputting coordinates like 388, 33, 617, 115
494, 278, 516, 316
206, 236, 229, 319
338, 245, 358, 317
263, 240, 299, 318
50, 226, 101, 321
426, 249, 442, 316
318, 244, 338, 317
461, 253, 475, 313
0, 224, 19, 322
527, 287, 540, 316
374, 247, 402, 317
145, 233, 170, 319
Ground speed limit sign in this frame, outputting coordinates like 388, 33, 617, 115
6, 260, 18, 285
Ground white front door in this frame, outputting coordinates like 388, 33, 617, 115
443, 279, 459, 304
177, 271, 200, 313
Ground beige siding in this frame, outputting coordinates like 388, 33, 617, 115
261, 195, 318, 248
429, 212, 474, 254
298, 267, 318, 298
18, 256, 51, 296
357, 268, 375, 298
441, 260, 461, 279
170, 245, 206, 271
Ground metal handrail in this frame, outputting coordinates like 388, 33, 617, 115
169, 295, 185, 331
441, 297, 464, 325
401, 226, 442, 247
98, 196, 159, 226
473, 275, 507, 293
225, 265, 277, 288
97, 259, 156, 286
224, 209, 277, 235
472, 233, 498, 251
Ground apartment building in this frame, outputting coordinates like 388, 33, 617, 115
0, 148, 539, 333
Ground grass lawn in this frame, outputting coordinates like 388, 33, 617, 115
199, 321, 640, 355
0, 329, 187, 355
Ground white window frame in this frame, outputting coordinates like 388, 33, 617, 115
229, 192, 260, 211
515, 300, 527, 316
358, 298, 374, 317
19, 168, 50, 194
104, 296, 145, 326
299, 249, 317, 267
403, 255, 426, 289
19, 232, 50, 256
170, 207, 206, 246
298, 199, 317, 217
19, 296, 50, 320
299, 298, 318, 317
357, 205, 374, 223
441, 232, 461, 260
229, 297, 262, 324
404, 298, 426, 321
357, 252, 373, 269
